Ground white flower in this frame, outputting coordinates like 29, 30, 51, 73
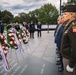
4, 40, 7, 43
23, 37, 26, 40
9, 33, 12, 36
10, 41, 13, 44
23, 31, 25, 33
6, 47, 8, 49
19, 39, 22, 42
17, 32, 19, 34
14, 41, 17, 44
9, 30, 12, 32
11, 37, 14, 40
18, 35, 21, 37
1, 35, 3, 38
22, 33, 24, 35
2, 46, 4, 48
15, 46, 17, 49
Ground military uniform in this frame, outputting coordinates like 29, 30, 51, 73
61, 20, 76, 75
60, 5, 76, 75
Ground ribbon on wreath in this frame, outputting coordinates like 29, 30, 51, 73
12, 28, 24, 53
0, 43, 10, 71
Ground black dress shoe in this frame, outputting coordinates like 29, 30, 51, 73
58, 68, 63, 72
56, 60, 60, 63
0, 55, 2, 60
56, 52, 59, 54
56, 48, 58, 50
57, 56, 60, 58
56, 62, 61, 65
58, 65, 62, 68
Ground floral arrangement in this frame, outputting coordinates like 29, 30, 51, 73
20, 27, 27, 44
7, 28, 23, 49
16, 31, 22, 44
7, 28, 18, 49
0, 34, 9, 59
26, 30, 30, 40
0, 34, 9, 56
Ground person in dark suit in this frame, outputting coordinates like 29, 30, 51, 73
15, 22, 20, 32
0, 20, 4, 34
37, 22, 42, 37
55, 16, 64, 72
29, 21, 35, 38
22, 21, 28, 30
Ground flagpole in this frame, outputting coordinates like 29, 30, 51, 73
60, 0, 62, 15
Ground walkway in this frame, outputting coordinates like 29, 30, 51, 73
0, 31, 63, 75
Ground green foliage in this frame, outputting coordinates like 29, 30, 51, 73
37, 3, 59, 24
67, 0, 76, 5
13, 16, 20, 23
16, 3, 58, 24
1, 10, 13, 23
0, 3, 59, 24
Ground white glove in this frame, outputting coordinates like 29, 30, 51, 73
66, 65, 73, 72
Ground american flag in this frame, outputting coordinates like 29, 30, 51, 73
73, 28, 76, 32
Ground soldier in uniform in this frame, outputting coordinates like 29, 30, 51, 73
60, 5, 76, 75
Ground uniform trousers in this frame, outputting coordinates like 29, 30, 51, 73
63, 58, 73, 75
73, 64, 76, 75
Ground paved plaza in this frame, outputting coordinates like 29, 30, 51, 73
0, 31, 63, 75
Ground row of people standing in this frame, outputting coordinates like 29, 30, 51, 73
54, 5, 76, 75
54, 16, 64, 72
7, 21, 42, 39
29, 21, 42, 38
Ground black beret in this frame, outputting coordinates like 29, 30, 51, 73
62, 5, 76, 12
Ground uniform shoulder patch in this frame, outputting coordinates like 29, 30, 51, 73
72, 26, 76, 32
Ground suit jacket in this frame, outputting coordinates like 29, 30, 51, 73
0, 23, 4, 33
37, 24, 42, 31
23, 24, 28, 30
30, 23, 35, 32
15, 25, 20, 31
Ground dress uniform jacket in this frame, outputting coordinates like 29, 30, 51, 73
61, 19, 76, 68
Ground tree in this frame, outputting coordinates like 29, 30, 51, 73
13, 16, 20, 23
13, 3, 58, 24
28, 11, 38, 23
37, 3, 58, 24
1, 10, 13, 23
0, 10, 2, 20
67, 0, 76, 5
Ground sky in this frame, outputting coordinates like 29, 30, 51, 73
0, 0, 67, 16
